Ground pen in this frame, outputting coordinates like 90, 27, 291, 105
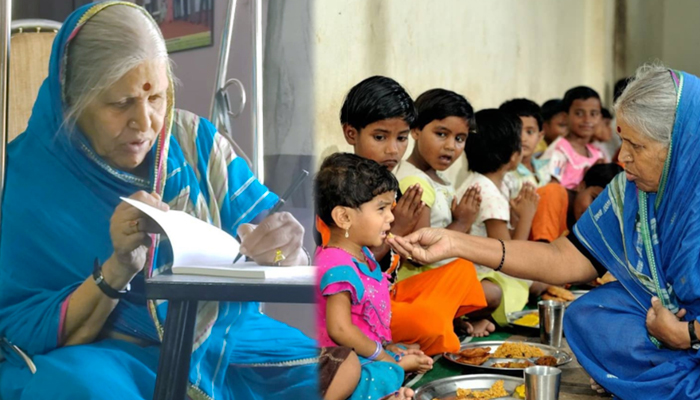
233, 169, 310, 263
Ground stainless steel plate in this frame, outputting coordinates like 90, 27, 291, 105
443, 340, 573, 376
414, 374, 523, 400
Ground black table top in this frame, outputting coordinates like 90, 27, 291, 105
145, 272, 315, 303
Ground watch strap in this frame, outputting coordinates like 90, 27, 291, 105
92, 258, 130, 299
689, 320, 700, 349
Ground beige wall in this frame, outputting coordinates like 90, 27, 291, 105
314, 0, 615, 185
623, 0, 700, 78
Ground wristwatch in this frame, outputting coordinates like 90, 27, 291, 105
689, 320, 700, 351
93, 258, 130, 299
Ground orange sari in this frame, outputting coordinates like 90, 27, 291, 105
530, 182, 569, 243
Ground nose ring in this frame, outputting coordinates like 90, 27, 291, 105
128, 120, 139, 130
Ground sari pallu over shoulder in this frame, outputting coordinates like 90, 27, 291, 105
569, 70, 700, 399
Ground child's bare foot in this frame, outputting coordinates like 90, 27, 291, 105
398, 353, 434, 374
380, 387, 415, 400
470, 319, 496, 338
589, 378, 611, 396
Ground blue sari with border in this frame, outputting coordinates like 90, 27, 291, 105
0, 2, 318, 399
566, 70, 700, 399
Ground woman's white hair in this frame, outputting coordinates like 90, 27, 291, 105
64, 4, 170, 125
614, 62, 676, 146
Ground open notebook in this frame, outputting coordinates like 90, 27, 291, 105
122, 198, 314, 280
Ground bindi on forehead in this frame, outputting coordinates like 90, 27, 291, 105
143, 82, 151, 91
617, 126, 621, 133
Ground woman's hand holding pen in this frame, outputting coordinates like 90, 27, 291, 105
237, 212, 309, 266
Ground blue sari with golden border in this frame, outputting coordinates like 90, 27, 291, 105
567, 70, 700, 399
0, 2, 318, 399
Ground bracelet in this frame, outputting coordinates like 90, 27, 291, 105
367, 341, 382, 361
494, 239, 506, 272
92, 258, 130, 299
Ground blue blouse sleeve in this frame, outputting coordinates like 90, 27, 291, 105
320, 266, 365, 305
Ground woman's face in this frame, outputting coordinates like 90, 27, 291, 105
617, 117, 669, 192
77, 60, 169, 172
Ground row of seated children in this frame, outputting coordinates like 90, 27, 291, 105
316, 76, 624, 400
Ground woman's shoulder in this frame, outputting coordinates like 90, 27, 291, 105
171, 109, 216, 142
170, 109, 238, 166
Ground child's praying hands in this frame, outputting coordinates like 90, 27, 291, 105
391, 184, 424, 236
511, 183, 540, 221
450, 185, 482, 233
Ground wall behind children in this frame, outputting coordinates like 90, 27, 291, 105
313, 0, 616, 187
623, 0, 700, 79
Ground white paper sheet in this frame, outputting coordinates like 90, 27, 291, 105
122, 197, 240, 267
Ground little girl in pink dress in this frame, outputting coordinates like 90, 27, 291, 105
314, 153, 433, 400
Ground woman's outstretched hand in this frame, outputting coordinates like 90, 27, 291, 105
387, 228, 456, 265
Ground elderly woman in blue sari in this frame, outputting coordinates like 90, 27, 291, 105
0, 2, 320, 399
389, 63, 700, 400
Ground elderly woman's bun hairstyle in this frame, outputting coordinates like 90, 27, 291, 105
614, 62, 676, 146
64, 4, 170, 126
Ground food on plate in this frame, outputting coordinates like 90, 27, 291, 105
453, 380, 508, 399
535, 355, 558, 366
492, 360, 534, 369
513, 384, 526, 399
594, 271, 618, 286
454, 346, 492, 366
459, 347, 491, 358
493, 342, 544, 359
513, 312, 539, 327
542, 286, 575, 302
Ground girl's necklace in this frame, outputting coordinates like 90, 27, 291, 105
325, 245, 367, 264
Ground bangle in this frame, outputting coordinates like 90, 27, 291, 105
367, 341, 382, 361
494, 239, 506, 272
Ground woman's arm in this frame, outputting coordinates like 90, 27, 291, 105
391, 229, 598, 285
326, 292, 395, 364
61, 256, 135, 346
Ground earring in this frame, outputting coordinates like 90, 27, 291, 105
345, 229, 349, 238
